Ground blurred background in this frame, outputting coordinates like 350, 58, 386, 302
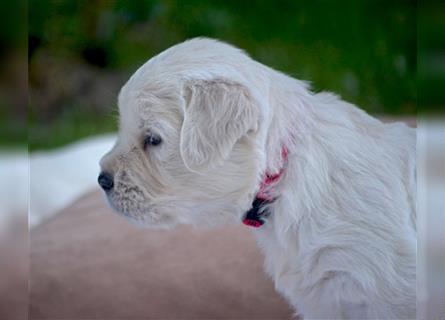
1, 0, 445, 319
418, 2, 445, 319
28, 0, 417, 150
0, 1, 27, 319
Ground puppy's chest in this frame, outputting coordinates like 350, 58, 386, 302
255, 229, 305, 286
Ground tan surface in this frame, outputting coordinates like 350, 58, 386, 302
30, 191, 293, 319
0, 217, 28, 320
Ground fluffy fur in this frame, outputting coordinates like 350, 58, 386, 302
100, 38, 416, 319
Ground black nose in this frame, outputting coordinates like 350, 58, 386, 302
98, 172, 114, 191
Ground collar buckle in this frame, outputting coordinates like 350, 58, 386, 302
242, 146, 288, 228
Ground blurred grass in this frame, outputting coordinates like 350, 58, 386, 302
28, 103, 118, 150
0, 113, 26, 148
418, 1, 445, 113
0, 0, 26, 148
28, 0, 417, 150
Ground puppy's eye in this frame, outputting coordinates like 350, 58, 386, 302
143, 134, 162, 149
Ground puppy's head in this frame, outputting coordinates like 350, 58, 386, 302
99, 39, 265, 228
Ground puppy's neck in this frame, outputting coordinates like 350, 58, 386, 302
263, 70, 315, 174
248, 69, 316, 233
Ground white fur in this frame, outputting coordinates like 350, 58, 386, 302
100, 38, 416, 319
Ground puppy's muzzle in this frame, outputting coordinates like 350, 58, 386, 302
98, 172, 114, 191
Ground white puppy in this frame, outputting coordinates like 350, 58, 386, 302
99, 38, 416, 319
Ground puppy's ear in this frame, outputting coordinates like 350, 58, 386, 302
180, 79, 258, 172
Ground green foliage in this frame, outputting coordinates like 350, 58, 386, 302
418, 1, 445, 111
28, 0, 416, 150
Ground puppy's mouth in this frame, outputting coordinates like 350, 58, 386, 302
105, 191, 150, 220
103, 192, 175, 228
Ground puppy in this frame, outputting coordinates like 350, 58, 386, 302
99, 38, 416, 319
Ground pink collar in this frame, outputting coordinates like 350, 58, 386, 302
242, 147, 288, 228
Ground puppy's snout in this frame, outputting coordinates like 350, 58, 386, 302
98, 172, 114, 191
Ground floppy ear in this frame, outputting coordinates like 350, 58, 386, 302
180, 79, 258, 172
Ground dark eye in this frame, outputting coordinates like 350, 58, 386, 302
143, 133, 162, 149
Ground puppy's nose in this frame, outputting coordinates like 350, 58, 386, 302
98, 172, 114, 191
